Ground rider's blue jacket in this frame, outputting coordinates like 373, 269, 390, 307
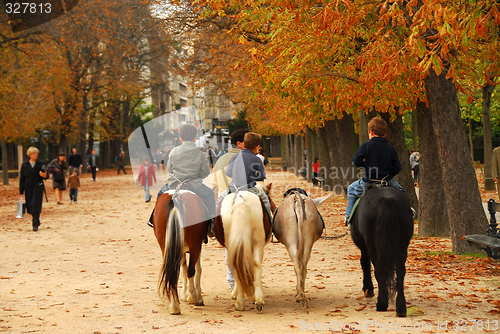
225, 149, 266, 191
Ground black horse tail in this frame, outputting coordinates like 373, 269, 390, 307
375, 197, 400, 299
159, 199, 184, 300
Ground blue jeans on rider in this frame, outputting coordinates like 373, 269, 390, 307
157, 183, 216, 221
345, 178, 405, 219
216, 186, 272, 222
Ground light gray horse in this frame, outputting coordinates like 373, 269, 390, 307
273, 189, 332, 308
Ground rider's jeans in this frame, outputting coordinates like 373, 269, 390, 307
345, 178, 405, 219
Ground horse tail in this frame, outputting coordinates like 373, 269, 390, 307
159, 199, 184, 300
295, 194, 305, 265
228, 200, 255, 298
375, 197, 400, 299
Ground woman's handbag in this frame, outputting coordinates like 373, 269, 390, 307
16, 197, 25, 218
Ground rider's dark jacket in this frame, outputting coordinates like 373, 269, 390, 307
353, 137, 402, 183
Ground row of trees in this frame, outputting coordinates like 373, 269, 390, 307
158, 0, 500, 252
0, 0, 177, 182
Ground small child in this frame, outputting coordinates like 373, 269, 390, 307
150, 124, 215, 228
217, 132, 272, 221
68, 170, 80, 203
345, 117, 407, 225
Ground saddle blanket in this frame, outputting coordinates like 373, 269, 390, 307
162, 189, 196, 196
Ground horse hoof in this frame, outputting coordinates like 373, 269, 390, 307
299, 299, 308, 309
256, 303, 264, 313
195, 301, 204, 306
170, 308, 181, 315
376, 303, 388, 312
364, 290, 375, 298
396, 311, 407, 317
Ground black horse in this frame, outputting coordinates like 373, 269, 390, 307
350, 186, 413, 317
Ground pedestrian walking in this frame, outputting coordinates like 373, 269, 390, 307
137, 156, 156, 202
206, 146, 216, 169
154, 149, 162, 170
48, 153, 68, 205
19, 147, 49, 231
117, 151, 127, 174
68, 147, 83, 175
88, 149, 99, 182
312, 157, 320, 186
410, 149, 420, 186
68, 169, 80, 203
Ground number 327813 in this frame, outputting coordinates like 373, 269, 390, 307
5, 2, 52, 14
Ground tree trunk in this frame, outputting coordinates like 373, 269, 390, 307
101, 141, 111, 169
7, 143, 16, 170
48, 142, 58, 162
1, 139, 9, 185
483, 83, 496, 191
306, 128, 313, 182
416, 101, 450, 236
336, 112, 357, 189
17, 145, 23, 172
359, 109, 368, 145
270, 136, 281, 158
293, 134, 301, 176
424, 68, 488, 253
468, 108, 474, 162
299, 133, 307, 176
59, 134, 69, 157
380, 112, 419, 213
289, 134, 295, 173
318, 125, 333, 190
411, 109, 419, 150
283, 135, 289, 169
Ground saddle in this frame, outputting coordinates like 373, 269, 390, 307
273, 188, 325, 229
283, 188, 308, 198
347, 179, 393, 224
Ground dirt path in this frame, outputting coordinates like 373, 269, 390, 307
1, 169, 499, 333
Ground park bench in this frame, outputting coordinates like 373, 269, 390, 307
464, 199, 500, 259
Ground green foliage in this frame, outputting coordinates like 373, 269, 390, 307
227, 111, 249, 134
459, 90, 500, 161
128, 101, 156, 130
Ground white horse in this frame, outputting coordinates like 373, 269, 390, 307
214, 183, 274, 312
272, 189, 332, 308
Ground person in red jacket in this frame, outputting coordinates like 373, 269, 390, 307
312, 157, 320, 187
137, 156, 156, 202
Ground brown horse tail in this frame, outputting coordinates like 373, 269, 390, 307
229, 203, 255, 298
375, 197, 399, 299
159, 199, 184, 300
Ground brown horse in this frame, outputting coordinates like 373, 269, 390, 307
152, 189, 210, 315
213, 183, 276, 312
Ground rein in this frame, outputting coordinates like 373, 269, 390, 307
321, 231, 349, 240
